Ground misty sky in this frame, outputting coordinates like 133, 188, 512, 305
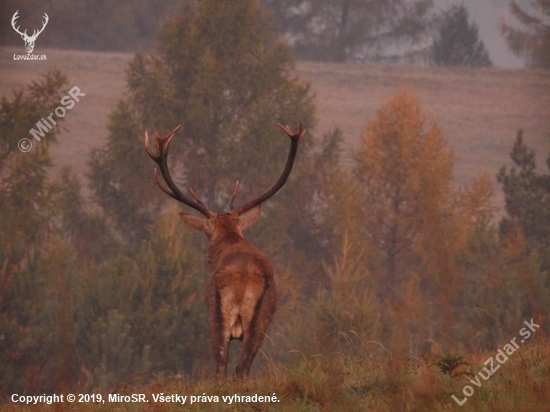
434, 0, 524, 68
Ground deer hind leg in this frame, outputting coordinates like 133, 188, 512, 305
211, 329, 230, 377
235, 282, 278, 378
206, 281, 232, 377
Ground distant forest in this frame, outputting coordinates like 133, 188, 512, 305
1, 0, 436, 63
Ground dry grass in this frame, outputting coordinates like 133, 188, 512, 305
1, 46, 549, 202
2, 340, 549, 411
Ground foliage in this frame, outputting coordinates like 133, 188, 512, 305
432, 4, 492, 67
0, 71, 212, 394
87, 100, 153, 244
497, 130, 550, 267
262, 0, 435, 63
0, 69, 68, 394
500, 0, 550, 69
88, 0, 316, 241
346, 89, 531, 352
352, 88, 454, 288
496, 131, 550, 323
2, 0, 435, 64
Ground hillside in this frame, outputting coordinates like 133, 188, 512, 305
1, 47, 549, 206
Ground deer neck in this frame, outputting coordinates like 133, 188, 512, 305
207, 231, 249, 271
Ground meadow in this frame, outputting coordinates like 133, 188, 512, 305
1, 46, 549, 193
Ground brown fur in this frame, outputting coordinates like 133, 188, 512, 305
181, 210, 278, 378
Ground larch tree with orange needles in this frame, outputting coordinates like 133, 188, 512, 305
352, 89, 495, 348
353, 89, 453, 292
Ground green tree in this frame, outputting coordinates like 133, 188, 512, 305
432, 4, 492, 67
500, 0, 550, 69
263, 0, 434, 62
497, 130, 550, 269
88, 0, 318, 250
0, 69, 70, 394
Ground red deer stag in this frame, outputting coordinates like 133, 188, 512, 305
145, 123, 306, 378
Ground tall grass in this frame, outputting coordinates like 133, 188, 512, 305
3, 340, 549, 411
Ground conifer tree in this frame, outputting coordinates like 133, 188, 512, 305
498, 130, 550, 269
0, 69, 69, 395
263, 0, 434, 62
500, 0, 550, 69
351, 89, 495, 348
432, 4, 492, 67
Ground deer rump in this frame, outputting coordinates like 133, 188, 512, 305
207, 246, 278, 360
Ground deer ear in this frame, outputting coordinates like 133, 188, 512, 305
238, 205, 261, 231
179, 213, 210, 232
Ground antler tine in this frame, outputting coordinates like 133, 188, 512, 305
232, 122, 306, 216
229, 180, 240, 211
144, 130, 156, 159
29, 13, 48, 38
11, 10, 25, 36
144, 125, 212, 217
189, 187, 209, 210
277, 121, 306, 144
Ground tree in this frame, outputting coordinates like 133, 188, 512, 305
88, 0, 316, 246
0, 69, 70, 394
350, 89, 496, 348
353, 89, 454, 288
263, 0, 434, 63
432, 4, 492, 67
0, 68, 68, 305
500, 0, 550, 69
497, 130, 550, 269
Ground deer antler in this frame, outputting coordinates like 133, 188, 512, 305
30, 13, 49, 40
11, 11, 26, 37
11, 11, 48, 40
229, 180, 240, 211
144, 125, 212, 217
231, 122, 306, 215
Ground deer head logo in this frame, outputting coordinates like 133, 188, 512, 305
11, 11, 49, 54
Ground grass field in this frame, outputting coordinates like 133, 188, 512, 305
2, 339, 549, 411
1, 46, 549, 207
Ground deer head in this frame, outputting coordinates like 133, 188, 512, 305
145, 122, 305, 377
11, 11, 49, 54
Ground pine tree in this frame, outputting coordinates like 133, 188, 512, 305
432, 4, 492, 67
500, 0, 550, 69
263, 0, 434, 63
0, 69, 70, 395
497, 130, 550, 269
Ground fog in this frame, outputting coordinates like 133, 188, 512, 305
434, 0, 525, 68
